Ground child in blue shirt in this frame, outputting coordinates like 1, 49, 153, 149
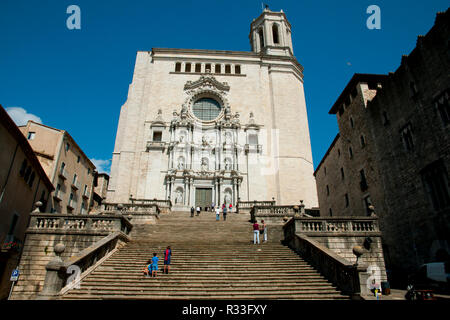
151, 252, 159, 278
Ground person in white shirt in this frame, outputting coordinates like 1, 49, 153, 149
215, 206, 220, 221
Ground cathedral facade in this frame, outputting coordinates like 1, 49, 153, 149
107, 9, 319, 209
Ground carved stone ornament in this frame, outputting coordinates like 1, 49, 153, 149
184, 75, 230, 92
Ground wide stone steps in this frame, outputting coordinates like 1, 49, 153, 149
62, 211, 348, 300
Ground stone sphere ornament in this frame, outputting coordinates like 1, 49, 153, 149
54, 243, 66, 256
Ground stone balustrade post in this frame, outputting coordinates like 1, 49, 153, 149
37, 243, 66, 300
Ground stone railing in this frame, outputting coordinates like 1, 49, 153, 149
29, 213, 133, 235
284, 229, 367, 298
292, 216, 379, 235
236, 200, 275, 213
103, 202, 161, 214
283, 216, 384, 298
38, 231, 130, 299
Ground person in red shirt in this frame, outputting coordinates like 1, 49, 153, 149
253, 221, 260, 244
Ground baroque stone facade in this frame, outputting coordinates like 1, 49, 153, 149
107, 9, 319, 209
315, 9, 450, 285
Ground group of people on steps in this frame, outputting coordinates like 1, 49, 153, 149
143, 210, 269, 276
143, 246, 172, 278
190, 203, 234, 220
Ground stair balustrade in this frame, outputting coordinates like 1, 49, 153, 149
283, 216, 384, 299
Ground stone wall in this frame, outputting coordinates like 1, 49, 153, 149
10, 213, 132, 299
10, 232, 106, 300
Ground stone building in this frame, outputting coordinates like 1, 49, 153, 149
0, 105, 54, 300
107, 8, 319, 209
18, 121, 96, 214
314, 9, 450, 285
91, 173, 109, 210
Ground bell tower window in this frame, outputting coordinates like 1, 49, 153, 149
272, 24, 279, 44
258, 29, 264, 48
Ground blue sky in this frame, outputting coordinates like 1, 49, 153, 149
0, 0, 448, 173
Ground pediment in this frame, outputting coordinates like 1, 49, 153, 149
184, 75, 230, 92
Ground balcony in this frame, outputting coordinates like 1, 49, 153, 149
71, 180, 80, 191
67, 200, 77, 211
58, 168, 68, 180
146, 141, 166, 151
53, 190, 63, 202
82, 190, 90, 199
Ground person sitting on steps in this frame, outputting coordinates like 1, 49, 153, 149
143, 259, 152, 278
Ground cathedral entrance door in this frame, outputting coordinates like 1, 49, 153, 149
195, 188, 212, 210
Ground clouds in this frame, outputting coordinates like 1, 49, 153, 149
91, 159, 111, 174
6, 107, 42, 126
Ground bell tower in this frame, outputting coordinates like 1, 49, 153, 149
249, 7, 294, 56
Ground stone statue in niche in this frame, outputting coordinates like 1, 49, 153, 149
201, 135, 209, 147
201, 158, 209, 171
177, 157, 184, 170
224, 192, 231, 205
175, 189, 183, 204
225, 159, 231, 170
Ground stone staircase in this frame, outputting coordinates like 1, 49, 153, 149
62, 211, 348, 299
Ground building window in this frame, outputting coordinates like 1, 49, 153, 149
77, 155, 81, 163
258, 28, 264, 48
350, 117, 354, 128
360, 135, 366, 148
338, 149, 341, 157
401, 123, 414, 151
421, 159, 450, 211
272, 24, 279, 44
360, 169, 368, 191
326, 185, 330, 196
205, 63, 211, 73
65, 143, 70, 152
225, 64, 231, 74
382, 111, 389, 125
345, 193, 349, 207
248, 134, 258, 145
410, 81, 418, 97
329, 208, 333, 217
349, 147, 353, 159
364, 195, 373, 216
8, 214, 19, 237
72, 174, 77, 185
195, 63, 201, 73
215, 64, 221, 73
55, 183, 61, 197
235, 65, 241, 74
185, 63, 191, 72
27, 132, 35, 140
24, 166, 31, 181
28, 172, 35, 188
87, 168, 90, 175
340, 167, 345, 180
324, 167, 327, 175
152, 131, 162, 142
434, 89, 449, 125
175, 62, 181, 72
19, 160, 27, 177
192, 98, 222, 121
